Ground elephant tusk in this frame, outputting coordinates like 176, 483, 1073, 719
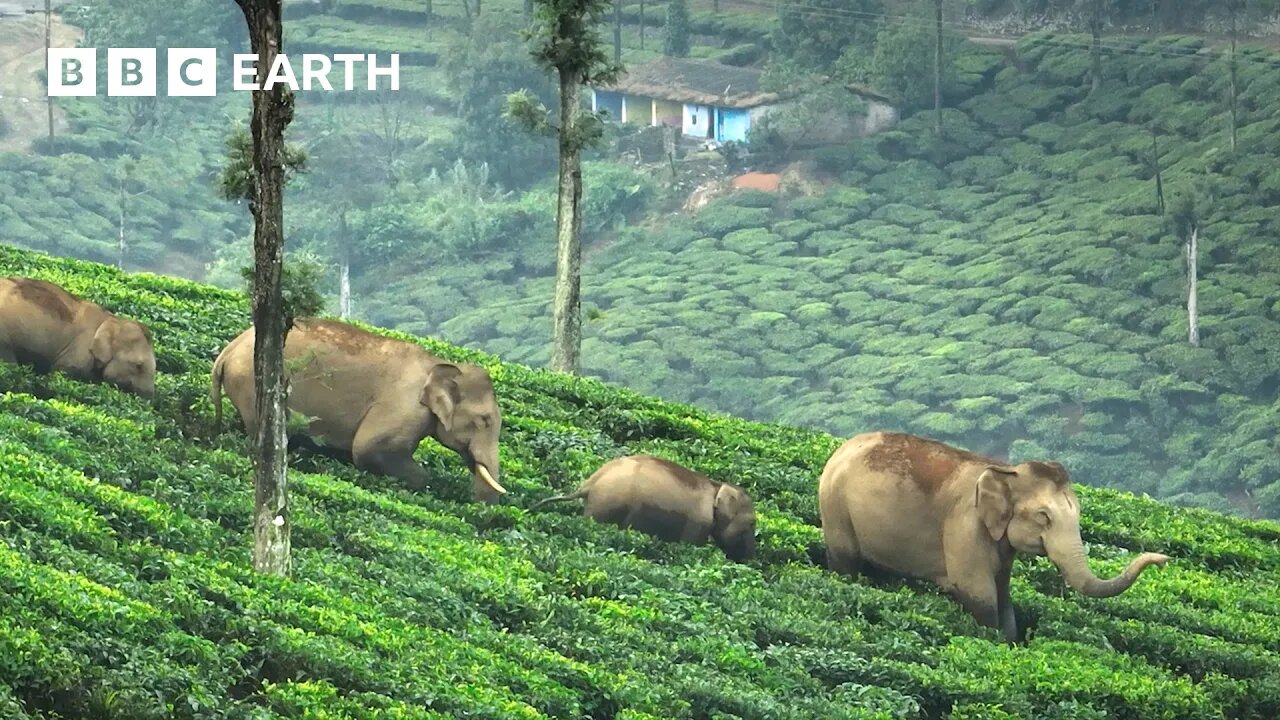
477, 464, 507, 495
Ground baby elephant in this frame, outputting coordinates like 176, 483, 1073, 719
531, 454, 758, 562
0, 276, 156, 398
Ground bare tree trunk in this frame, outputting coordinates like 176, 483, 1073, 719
1150, 0, 1158, 31
337, 209, 351, 319
1229, 1, 1238, 153
1090, 0, 1102, 93
45, 0, 53, 142
639, 0, 645, 48
1151, 131, 1164, 214
235, 0, 293, 578
551, 67, 583, 375
933, 0, 942, 140
614, 0, 621, 64
524, 0, 531, 17
1186, 225, 1199, 346
117, 177, 125, 269
714, 0, 719, 12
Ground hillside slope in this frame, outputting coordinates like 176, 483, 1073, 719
2, 246, 1280, 719
405, 34, 1280, 518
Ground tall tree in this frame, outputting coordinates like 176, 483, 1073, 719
664, 0, 690, 57
114, 159, 151, 269
232, 0, 295, 577
613, 0, 622, 64
933, 0, 943, 139
45, 0, 54, 142
1088, 0, 1102, 92
507, 0, 621, 374
1228, 0, 1241, 153
773, 0, 882, 70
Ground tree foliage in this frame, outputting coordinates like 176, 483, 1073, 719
772, 0, 882, 70
445, 15, 558, 190
663, 0, 690, 57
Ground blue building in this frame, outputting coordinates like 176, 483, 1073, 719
590, 57, 786, 144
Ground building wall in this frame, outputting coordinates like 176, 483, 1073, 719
716, 107, 752, 143
653, 98, 682, 127
622, 94, 653, 125
593, 89, 624, 122
683, 103, 713, 138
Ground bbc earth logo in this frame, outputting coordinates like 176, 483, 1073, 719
46, 49, 401, 97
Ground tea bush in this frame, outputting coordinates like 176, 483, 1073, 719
1, 246, 1279, 717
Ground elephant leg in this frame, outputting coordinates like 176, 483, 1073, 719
821, 512, 863, 576
352, 418, 429, 491
354, 448, 430, 491
995, 564, 1018, 643
942, 520, 1003, 634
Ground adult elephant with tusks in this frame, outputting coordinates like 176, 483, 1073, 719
818, 431, 1170, 643
210, 318, 507, 503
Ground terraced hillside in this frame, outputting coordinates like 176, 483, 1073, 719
3, 245, 1280, 719
405, 34, 1280, 518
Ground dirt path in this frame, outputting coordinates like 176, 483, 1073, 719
0, 12, 81, 153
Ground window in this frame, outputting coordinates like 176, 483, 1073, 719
690, 111, 698, 126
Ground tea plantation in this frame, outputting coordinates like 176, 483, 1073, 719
3, 245, 1280, 719
417, 34, 1280, 518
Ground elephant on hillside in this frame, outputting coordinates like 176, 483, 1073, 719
818, 431, 1169, 642
531, 454, 757, 562
0, 276, 157, 398
211, 317, 507, 503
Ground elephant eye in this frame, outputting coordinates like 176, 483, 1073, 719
1036, 510, 1052, 526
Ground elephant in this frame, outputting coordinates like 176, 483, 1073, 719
530, 454, 757, 562
0, 276, 157, 398
817, 431, 1169, 642
210, 317, 506, 503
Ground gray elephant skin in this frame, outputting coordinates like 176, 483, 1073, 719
818, 431, 1169, 642
0, 276, 156, 398
211, 317, 506, 503
532, 454, 758, 562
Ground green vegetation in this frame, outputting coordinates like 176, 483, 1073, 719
3, 1, 1279, 524
3, 246, 1280, 718
413, 35, 1280, 519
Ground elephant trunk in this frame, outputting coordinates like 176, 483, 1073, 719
1048, 527, 1168, 598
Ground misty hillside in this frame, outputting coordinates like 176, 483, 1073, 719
0, 2, 1278, 519
2, 246, 1280, 719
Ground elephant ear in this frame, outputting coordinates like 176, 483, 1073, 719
975, 468, 1015, 542
420, 363, 463, 433
89, 322, 115, 372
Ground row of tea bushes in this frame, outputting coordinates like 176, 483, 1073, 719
0, 246, 1278, 717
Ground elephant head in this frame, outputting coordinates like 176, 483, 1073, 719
91, 317, 156, 399
420, 362, 505, 501
976, 461, 1168, 598
712, 482, 757, 562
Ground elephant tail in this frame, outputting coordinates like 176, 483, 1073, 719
528, 489, 587, 512
210, 351, 226, 432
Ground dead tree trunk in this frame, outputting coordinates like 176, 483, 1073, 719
1229, 1, 1239, 153
1186, 225, 1199, 346
1089, 0, 1102, 93
1151, 131, 1165, 214
613, 0, 622, 64
45, 0, 54, 142
117, 177, 125, 269
337, 209, 351, 319
551, 66, 583, 374
234, 0, 294, 578
933, 0, 943, 140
